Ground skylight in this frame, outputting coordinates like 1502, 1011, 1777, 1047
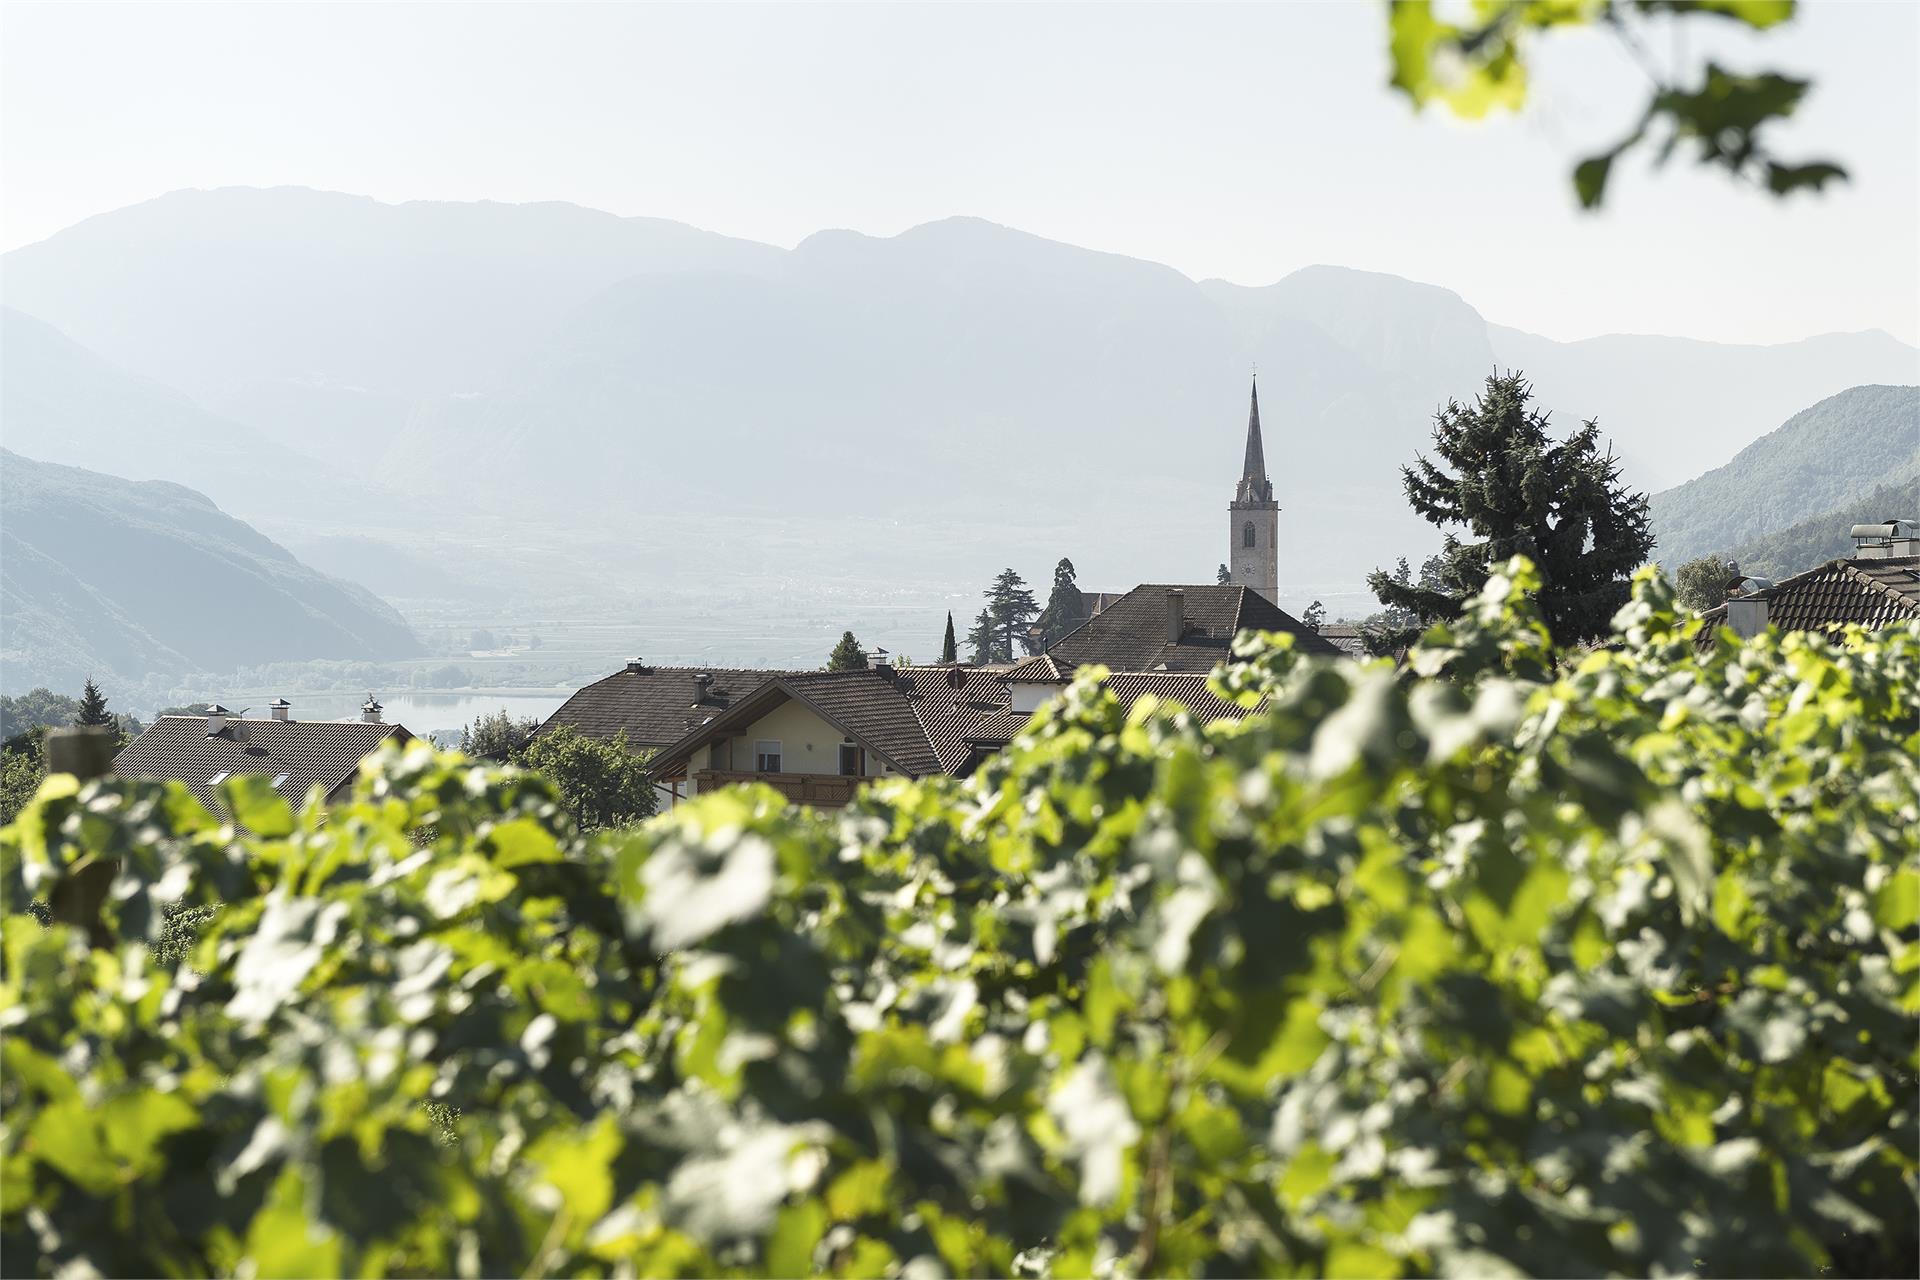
208, 771, 229, 785
272, 773, 290, 788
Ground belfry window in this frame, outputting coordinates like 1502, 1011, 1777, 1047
1242, 521, 1256, 548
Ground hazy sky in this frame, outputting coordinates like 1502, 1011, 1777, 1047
3, 1, 1915, 345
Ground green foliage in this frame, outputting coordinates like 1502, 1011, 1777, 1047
0, 731, 47, 827
1369, 371, 1654, 649
4, 562, 1917, 1277
984, 566, 1040, 662
1035, 557, 1089, 651
1216, 562, 1230, 585
1387, 0, 1845, 208
1300, 599, 1326, 630
940, 612, 958, 665
826, 631, 869, 672
966, 607, 996, 665
1652, 386, 1920, 568
519, 726, 657, 833
0, 688, 80, 740
460, 709, 539, 761
1675, 554, 1736, 612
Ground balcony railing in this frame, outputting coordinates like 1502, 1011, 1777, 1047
690, 768, 862, 808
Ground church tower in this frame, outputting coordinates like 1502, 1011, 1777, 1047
1229, 375, 1280, 603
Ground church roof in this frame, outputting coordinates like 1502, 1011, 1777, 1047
1236, 377, 1274, 505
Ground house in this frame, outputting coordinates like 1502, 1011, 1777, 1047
538, 662, 794, 748
1699, 519, 1920, 643
645, 661, 1258, 809
113, 698, 412, 812
1044, 583, 1343, 671
1316, 624, 1371, 659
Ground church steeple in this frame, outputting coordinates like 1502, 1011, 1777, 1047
1229, 373, 1279, 603
1236, 375, 1274, 504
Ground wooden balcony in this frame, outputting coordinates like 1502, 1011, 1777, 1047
690, 768, 862, 808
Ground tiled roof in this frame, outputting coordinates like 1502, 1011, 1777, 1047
538, 665, 795, 746
1699, 555, 1920, 642
1046, 584, 1342, 672
114, 716, 411, 812
1002, 654, 1069, 684
1316, 624, 1372, 659
780, 671, 946, 776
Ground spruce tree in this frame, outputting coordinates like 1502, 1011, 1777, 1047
939, 612, 957, 664
1033, 558, 1088, 651
965, 609, 995, 664
74, 677, 113, 727
985, 568, 1039, 661
1367, 371, 1653, 648
826, 631, 869, 672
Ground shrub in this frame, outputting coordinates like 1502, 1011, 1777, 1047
2, 560, 1915, 1277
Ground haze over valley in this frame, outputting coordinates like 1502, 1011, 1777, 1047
3, 186, 1914, 716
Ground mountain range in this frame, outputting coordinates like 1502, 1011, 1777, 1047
0, 451, 420, 691
3, 186, 1915, 637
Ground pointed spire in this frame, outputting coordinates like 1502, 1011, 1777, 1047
1236, 374, 1273, 504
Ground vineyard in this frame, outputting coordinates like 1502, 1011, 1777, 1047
2, 560, 1915, 1277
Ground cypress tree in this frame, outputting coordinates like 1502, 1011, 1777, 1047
1367, 371, 1654, 648
1033, 558, 1088, 651
74, 677, 114, 727
939, 612, 957, 664
826, 631, 869, 672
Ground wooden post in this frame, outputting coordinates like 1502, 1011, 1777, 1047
45, 726, 118, 948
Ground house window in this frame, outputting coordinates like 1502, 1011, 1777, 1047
1242, 521, 1256, 548
208, 771, 230, 785
754, 740, 782, 772
271, 773, 290, 788
838, 742, 865, 776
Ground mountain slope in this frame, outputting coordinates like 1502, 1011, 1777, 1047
1490, 327, 1919, 492
1648, 385, 1920, 566
1719, 480, 1920, 580
0, 451, 421, 691
0, 307, 393, 527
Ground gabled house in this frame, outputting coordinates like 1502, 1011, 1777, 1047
1044, 583, 1342, 672
537, 662, 793, 749
645, 661, 1258, 809
113, 699, 412, 812
1699, 520, 1920, 643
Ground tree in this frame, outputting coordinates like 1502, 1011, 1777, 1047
1215, 563, 1230, 585
74, 678, 114, 727
939, 612, 957, 664
1367, 371, 1653, 649
461, 710, 539, 762
826, 631, 869, 672
1301, 600, 1326, 630
965, 608, 995, 665
985, 568, 1039, 662
1033, 558, 1088, 652
1384, 1, 1843, 210
1675, 554, 1738, 613
0, 729, 47, 826
519, 726, 656, 832
0, 688, 81, 740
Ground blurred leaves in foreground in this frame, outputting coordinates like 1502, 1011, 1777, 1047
3, 558, 1916, 1277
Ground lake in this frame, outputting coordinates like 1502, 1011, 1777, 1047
233, 690, 573, 743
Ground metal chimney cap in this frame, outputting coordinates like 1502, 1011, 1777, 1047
267, 698, 292, 708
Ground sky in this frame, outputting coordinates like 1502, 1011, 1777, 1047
2, 1, 1915, 346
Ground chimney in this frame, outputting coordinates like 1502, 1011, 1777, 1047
204, 703, 232, 737
692, 673, 714, 704
866, 647, 889, 669
1165, 588, 1185, 643
1850, 519, 1920, 560
360, 695, 384, 724
268, 698, 292, 722
1726, 578, 1772, 638
625, 657, 646, 674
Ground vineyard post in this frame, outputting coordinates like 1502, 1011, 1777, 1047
45, 725, 118, 947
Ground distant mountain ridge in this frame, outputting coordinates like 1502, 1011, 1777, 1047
4, 187, 1914, 604
0, 451, 421, 692
1648, 384, 1920, 567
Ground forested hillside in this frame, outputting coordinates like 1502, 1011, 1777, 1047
1723, 480, 1920, 579
0, 452, 420, 691
1650, 384, 1920, 566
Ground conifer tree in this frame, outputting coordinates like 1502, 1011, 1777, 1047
965, 609, 995, 665
1033, 558, 1088, 651
1301, 600, 1326, 630
1216, 564, 1230, 584
826, 631, 869, 672
985, 568, 1039, 661
74, 677, 113, 728
1367, 372, 1653, 648
939, 612, 957, 664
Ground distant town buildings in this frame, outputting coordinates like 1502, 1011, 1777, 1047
1701, 519, 1920, 642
